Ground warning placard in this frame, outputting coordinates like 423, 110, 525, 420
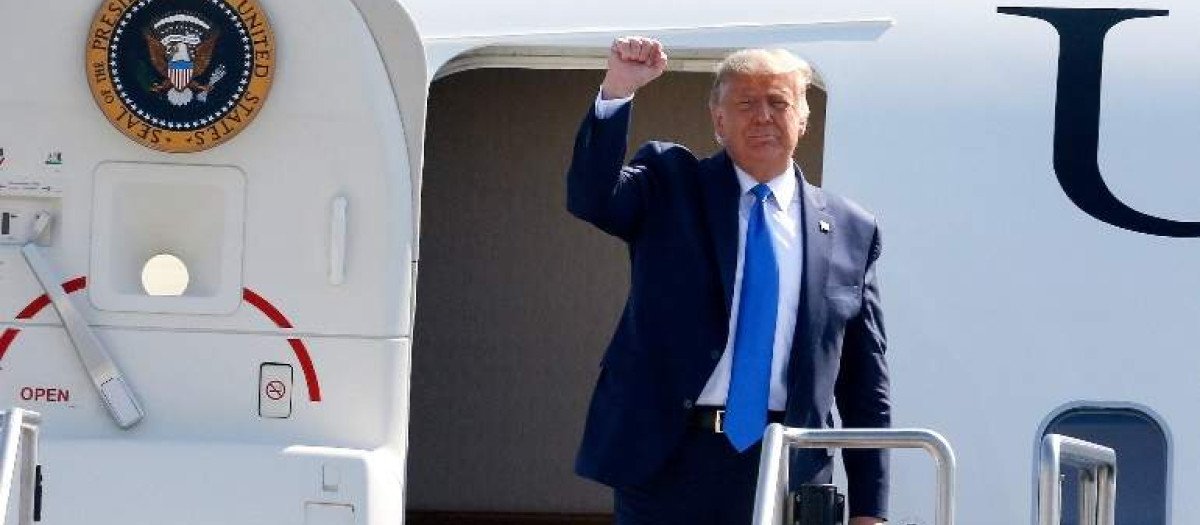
265, 380, 286, 401
259, 362, 293, 419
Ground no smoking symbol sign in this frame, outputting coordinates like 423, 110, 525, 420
265, 380, 287, 401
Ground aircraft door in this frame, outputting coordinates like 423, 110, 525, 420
0, 0, 426, 523
408, 21, 891, 523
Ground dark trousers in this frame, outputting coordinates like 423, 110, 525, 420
614, 429, 763, 525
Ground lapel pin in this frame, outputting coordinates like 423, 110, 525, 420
818, 220, 831, 234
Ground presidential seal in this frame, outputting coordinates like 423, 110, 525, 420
86, 0, 275, 153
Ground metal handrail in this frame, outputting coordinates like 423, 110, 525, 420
1038, 434, 1117, 525
753, 425, 956, 525
0, 408, 41, 525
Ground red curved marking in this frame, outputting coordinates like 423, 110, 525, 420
242, 289, 293, 328
4, 281, 323, 403
287, 338, 322, 402
0, 328, 20, 362
15, 296, 50, 320
15, 277, 87, 320
243, 288, 320, 402
62, 276, 87, 293
4, 277, 87, 361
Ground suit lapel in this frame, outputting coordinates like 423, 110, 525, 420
792, 174, 833, 380
699, 151, 740, 315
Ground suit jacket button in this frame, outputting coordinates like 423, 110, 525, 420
710, 350, 721, 360
682, 399, 694, 409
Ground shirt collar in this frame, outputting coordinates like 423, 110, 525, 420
733, 163, 798, 212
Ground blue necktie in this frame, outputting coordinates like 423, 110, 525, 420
725, 183, 779, 452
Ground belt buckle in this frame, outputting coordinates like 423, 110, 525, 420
714, 409, 725, 434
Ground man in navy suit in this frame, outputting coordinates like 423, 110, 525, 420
567, 37, 889, 525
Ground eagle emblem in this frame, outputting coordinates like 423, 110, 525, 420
143, 13, 225, 107
87, 0, 275, 153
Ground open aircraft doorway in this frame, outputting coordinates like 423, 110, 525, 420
407, 65, 828, 524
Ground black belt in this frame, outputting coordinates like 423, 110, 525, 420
690, 407, 785, 434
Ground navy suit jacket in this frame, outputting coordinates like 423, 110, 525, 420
567, 102, 890, 519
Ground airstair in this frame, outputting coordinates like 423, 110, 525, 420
0, 413, 1127, 525
0, 409, 41, 525
751, 424, 1118, 525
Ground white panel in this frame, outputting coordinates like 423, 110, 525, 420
0, 0, 416, 338
0, 0, 424, 522
35, 442, 390, 525
0, 176, 64, 248
305, 503, 355, 525
90, 162, 246, 314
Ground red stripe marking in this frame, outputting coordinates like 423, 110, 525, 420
0, 328, 20, 361
15, 277, 87, 320
288, 338, 322, 402
16, 295, 50, 320
4, 281, 323, 404
242, 289, 293, 328
5, 277, 88, 361
243, 288, 321, 402
62, 276, 87, 293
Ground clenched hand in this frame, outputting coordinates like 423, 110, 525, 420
601, 36, 668, 100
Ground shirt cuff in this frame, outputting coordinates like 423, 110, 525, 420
594, 88, 633, 119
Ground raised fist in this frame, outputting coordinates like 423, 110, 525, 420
601, 36, 668, 100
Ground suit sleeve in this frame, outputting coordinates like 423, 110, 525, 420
835, 221, 891, 520
565, 101, 659, 242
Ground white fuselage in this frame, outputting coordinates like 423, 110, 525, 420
0, 0, 1193, 524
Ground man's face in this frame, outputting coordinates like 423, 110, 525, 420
710, 72, 808, 179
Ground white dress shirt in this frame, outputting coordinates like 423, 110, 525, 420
697, 166, 802, 411
594, 90, 633, 118
593, 91, 804, 411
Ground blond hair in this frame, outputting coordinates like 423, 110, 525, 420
708, 49, 813, 108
